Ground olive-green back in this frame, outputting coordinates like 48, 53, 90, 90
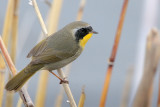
27, 28, 79, 65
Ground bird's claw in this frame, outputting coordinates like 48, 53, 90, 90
60, 79, 69, 84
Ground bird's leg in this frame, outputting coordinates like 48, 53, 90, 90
49, 71, 69, 84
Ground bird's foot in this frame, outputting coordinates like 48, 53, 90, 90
60, 79, 69, 84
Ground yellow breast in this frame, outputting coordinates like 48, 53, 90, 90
79, 33, 93, 48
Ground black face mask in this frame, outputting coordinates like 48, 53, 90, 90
75, 26, 93, 42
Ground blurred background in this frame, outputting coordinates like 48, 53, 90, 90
0, 0, 160, 107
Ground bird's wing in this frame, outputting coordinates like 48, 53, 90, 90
27, 36, 77, 65
30, 48, 75, 65
27, 38, 48, 58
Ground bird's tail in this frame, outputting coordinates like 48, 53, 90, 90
5, 63, 44, 92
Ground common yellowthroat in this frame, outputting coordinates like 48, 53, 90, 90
5, 21, 98, 91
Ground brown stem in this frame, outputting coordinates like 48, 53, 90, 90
99, 0, 129, 106
0, 36, 34, 107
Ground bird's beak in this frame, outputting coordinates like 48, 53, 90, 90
91, 30, 98, 34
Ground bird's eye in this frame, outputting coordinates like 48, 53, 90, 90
80, 28, 87, 33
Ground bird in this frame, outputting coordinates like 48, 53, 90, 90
5, 21, 98, 92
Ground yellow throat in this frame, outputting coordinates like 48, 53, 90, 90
79, 33, 93, 48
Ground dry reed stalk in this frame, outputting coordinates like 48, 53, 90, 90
55, 0, 86, 106
5, 0, 20, 106
0, 0, 14, 106
31, 0, 77, 106
5, 77, 14, 107
0, 58, 6, 107
99, 0, 129, 106
0, 69, 5, 107
78, 86, 86, 107
31, 0, 48, 36
0, 0, 14, 69
120, 67, 133, 107
54, 0, 86, 106
148, 82, 153, 107
1, 0, 14, 48
76, 0, 86, 106
57, 68, 77, 107
35, 70, 49, 107
55, 87, 65, 107
132, 28, 160, 107
10, 0, 19, 63
0, 71, 5, 107
47, 0, 63, 35
0, 37, 16, 75
0, 0, 14, 75
0, 36, 34, 107
17, 98, 23, 107
54, 64, 71, 107
158, 73, 160, 107
35, 0, 63, 106
76, 0, 86, 21
31, 0, 49, 105
17, 82, 30, 107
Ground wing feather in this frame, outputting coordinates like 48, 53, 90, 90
27, 33, 78, 65
30, 49, 75, 65
27, 38, 48, 58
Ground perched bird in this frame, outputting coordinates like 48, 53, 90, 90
5, 21, 98, 91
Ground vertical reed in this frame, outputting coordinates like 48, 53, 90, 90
55, 0, 86, 106
32, 0, 77, 106
35, 70, 49, 107
16, 98, 23, 107
78, 86, 86, 107
120, 67, 134, 107
35, 0, 63, 106
0, 36, 34, 107
99, 0, 129, 106
0, 71, 5, 107
54, 65, 71, 107
158, 73, 160, 107
0, 0, 14, 106
57, 69, 77, 107
10, 0, 19, 63
54, 87, 65, 107
132, 28, 160, 107
76, 0, 86, 21
5, 0, 20, 106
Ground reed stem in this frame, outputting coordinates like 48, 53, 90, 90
0, 36, 34, 107
35, 0, 63, 106
78, 86, 86, 107
31, 0, 77, 106
99, 0, 129, 106
57, 68, 77, 107
0, 71, 5, 107
132, 28, 160, 107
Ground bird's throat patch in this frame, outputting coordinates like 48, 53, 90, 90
79, 33, 93, 48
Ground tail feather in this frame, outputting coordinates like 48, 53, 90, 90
5, 64, 43, 92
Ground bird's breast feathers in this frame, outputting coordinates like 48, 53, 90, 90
79, 33, 93, 49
